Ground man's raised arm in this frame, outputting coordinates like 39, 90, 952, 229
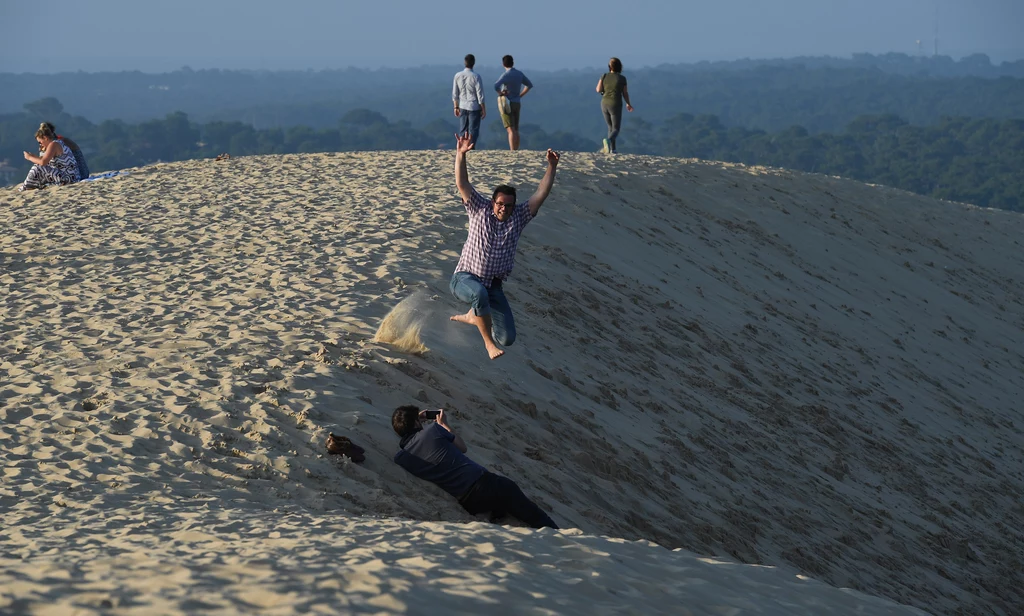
527, 149, 560, 218
435, 410, 468, 453
454, 132, 475, 203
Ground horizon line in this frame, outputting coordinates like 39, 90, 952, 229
3, 50, 1024, 77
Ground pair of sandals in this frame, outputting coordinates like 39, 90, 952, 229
326, 433, 365, 463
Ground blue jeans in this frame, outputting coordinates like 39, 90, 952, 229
458, 109, 482, 146
450, 272, 516, 346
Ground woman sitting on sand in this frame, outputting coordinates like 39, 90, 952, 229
20, 123, 80, 191
43, 122, 90, 180
595, 57, 634, 154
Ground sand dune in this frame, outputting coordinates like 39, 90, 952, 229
0, 506, 923, 615
2, 150, 1021, 614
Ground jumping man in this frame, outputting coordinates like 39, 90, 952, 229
449, 133, 560, 359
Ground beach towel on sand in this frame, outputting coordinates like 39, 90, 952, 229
81, 170, 128, 182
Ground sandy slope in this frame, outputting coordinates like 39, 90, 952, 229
0, 505, 927, 615
2, 150, 1021, 614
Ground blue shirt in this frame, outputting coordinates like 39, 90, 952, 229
394, 423, 486, 499
452, 68, 485, 111
494, 68, 533, 103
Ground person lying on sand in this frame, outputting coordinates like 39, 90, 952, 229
449, 132, 560, 359
392, 405, 559, 529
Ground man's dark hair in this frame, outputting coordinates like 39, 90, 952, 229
465, 54, 475, 68
502, 55, 514, 68
492, 185, 517, 202
392, 405, 421, 437
609, 57, 622, 73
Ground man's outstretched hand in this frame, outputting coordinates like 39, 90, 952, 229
546, 149, 560, 166
455, 132, 475, 153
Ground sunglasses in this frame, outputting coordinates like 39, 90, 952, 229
493, 200, 515, 209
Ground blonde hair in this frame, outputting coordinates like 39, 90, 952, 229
35, 122, 57, 140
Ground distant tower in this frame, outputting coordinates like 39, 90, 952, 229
916, 40, 923, 56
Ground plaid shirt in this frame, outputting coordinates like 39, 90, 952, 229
454, 189, 533, 287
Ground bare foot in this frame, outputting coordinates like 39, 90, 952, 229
450, 310, 476, 324
450, 310, 505, 359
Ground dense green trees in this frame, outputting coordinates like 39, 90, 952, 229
4, 53, 1024, 137
628, 113, 1023, 210
2, 97, 1020, 211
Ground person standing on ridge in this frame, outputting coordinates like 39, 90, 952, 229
494, 55, 533, 151
449, 132, 559, 359
596, 57, 634, 154
452, 54, 487, 148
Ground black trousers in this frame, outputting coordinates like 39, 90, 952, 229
459, 471, 558, 529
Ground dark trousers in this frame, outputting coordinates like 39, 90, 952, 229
459, 471, 558, 529
601, 102, 622, 151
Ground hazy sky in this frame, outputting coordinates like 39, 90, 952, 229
2, 0, 1022, 73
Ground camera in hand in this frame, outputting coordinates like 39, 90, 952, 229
422, 409, 441, 420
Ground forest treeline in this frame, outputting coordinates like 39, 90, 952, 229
3, 53, 1024, 137
2, 97, 1021, 211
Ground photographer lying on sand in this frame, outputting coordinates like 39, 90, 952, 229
449, 132, 560, 359
392, 405, 558, 529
